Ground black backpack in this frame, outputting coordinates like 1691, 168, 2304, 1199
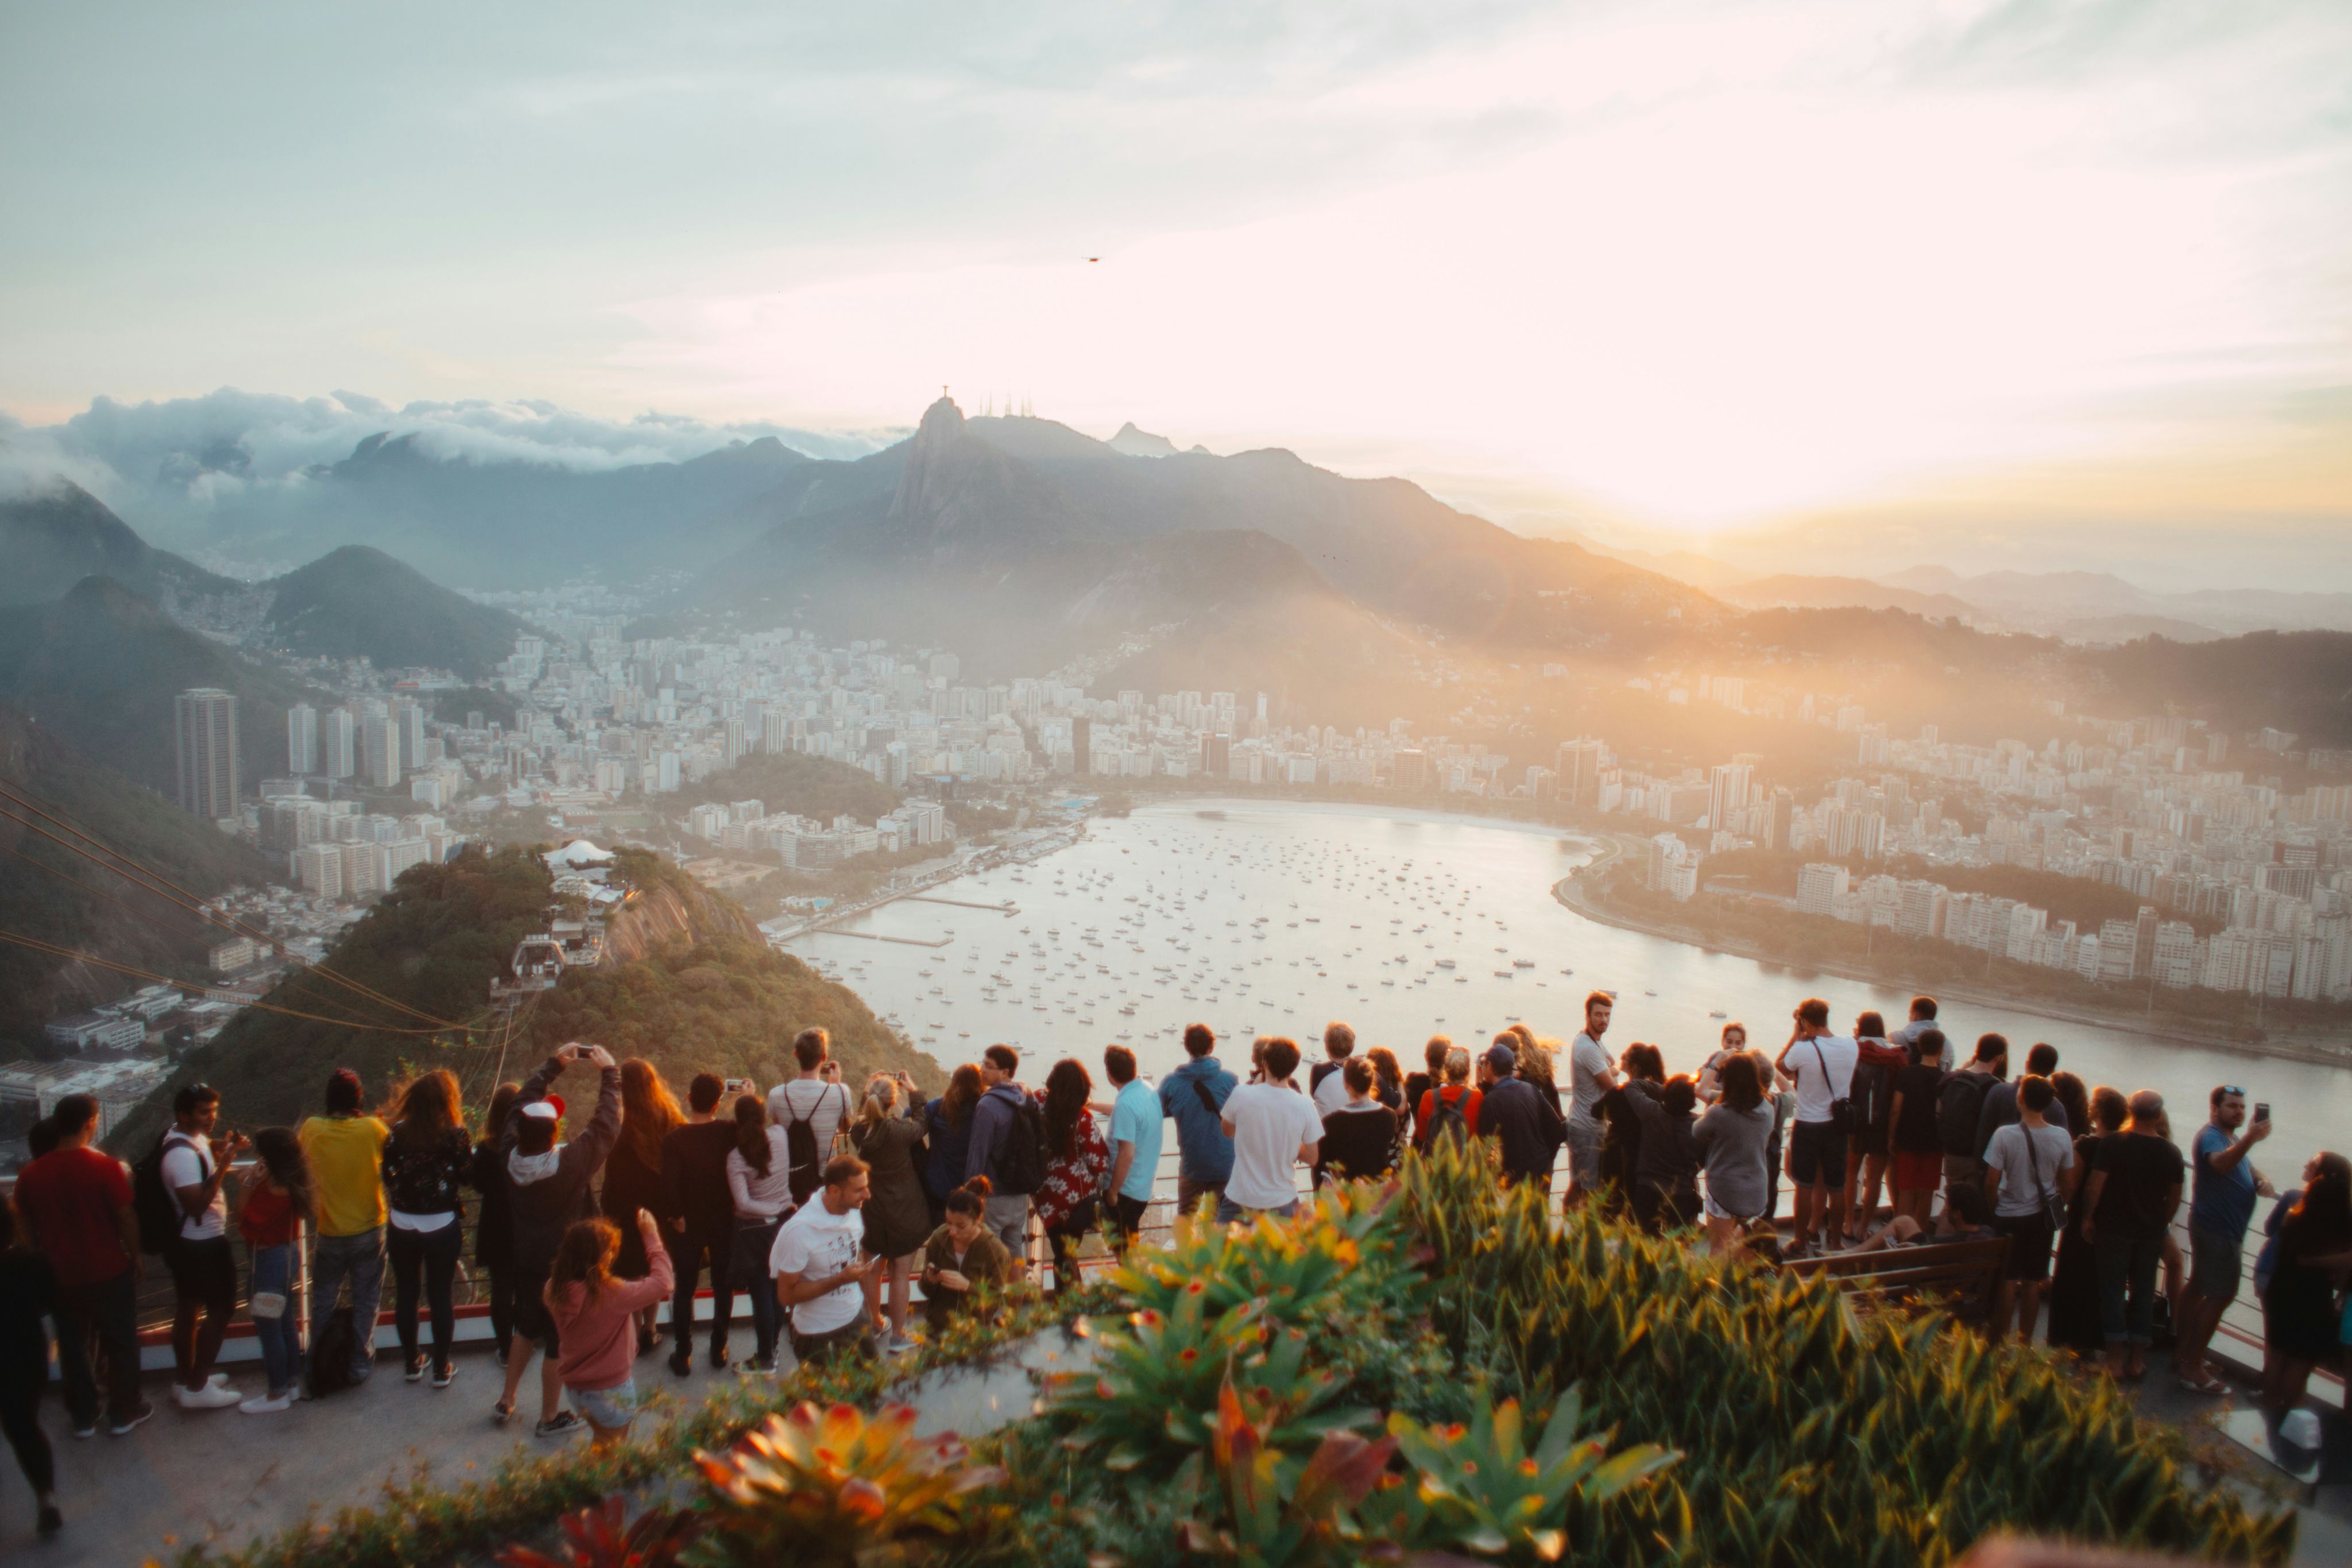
1421, 1089, 1471, 1153
1937, 1073, 1991, 1156
131, 1132, 187, 1255
995, 1097, 1049, 1197
1848, 1056, 1894, 1133
781, 1085, 844, 1206
308, 1307, 359, 1397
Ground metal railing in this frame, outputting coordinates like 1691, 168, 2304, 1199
23, 1118, 2338, 1411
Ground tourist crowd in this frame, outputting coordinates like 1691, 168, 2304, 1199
3, 995, 2348, 1540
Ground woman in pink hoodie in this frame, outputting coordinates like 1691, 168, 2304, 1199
544, 1209, 673, 1448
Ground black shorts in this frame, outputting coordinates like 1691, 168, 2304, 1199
1993, 1211, 2055, 1282
511, 1267, 560, 1354
1788, 1121, 1847, 1188
165, 1234, 238, 1313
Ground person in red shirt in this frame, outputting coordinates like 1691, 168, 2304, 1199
11, 1094, 150, 1437
1414, 1046, 1483, 1150
234, 1127, 315, 1412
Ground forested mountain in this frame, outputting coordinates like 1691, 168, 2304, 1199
0, 577, 322, 796
261, 544, 529, 679
159, 431, 814, 587
112, 844, 937, 1149
0, 699, 279, 1055
0, 480, 235, 607
677, 397, 1713, 699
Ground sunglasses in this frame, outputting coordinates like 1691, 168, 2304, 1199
2219, 1086, 2244, 1099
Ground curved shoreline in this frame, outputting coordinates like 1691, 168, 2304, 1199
1549, 841, 2352, 1071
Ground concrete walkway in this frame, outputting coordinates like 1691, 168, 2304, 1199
0, 1326, 1100, 1568
2, 1344, 747, 1566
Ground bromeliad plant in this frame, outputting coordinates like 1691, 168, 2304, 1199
1115, 1182, 1429, 1334
1046, 1295, 1375, 1476
1395, 1137, 2297, 1567
1368, 1388, 1677, 1561
1172, 1369, 1401, 1568
686, 1401, 1004, 1568
492, 1496, 698, 1568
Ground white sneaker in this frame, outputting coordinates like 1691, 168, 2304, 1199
175, 1383, 242, 1410
239, 1392, 293, 1415
207, 1372, 231, 1388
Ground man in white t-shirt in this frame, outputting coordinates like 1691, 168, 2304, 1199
768, 1027, 853, 1201
1564, 993, 1620, 1208
1981, 1074, 2075, 1345
1309, 1022, 1357, 1116
159, 1083, 246, 1408
1217, 1038, 1322, 1224
1774, 997, 1858, 1254
771, 1152, 881, 1366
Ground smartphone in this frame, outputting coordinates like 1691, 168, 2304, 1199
724, 1077, 753, 1097
2254, 1102, 2270, 1125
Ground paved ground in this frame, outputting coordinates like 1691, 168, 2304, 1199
4, 1341, 773, 1566
0, 1327, 1094, 1567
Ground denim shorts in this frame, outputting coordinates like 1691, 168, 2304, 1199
1562, 1116, 1603, 1186
567, 1377, 639, 1430
2187, 1225, 2243, 1305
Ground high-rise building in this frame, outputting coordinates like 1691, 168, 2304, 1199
175, 688, 239, 822
1796, 862, 1850, 917
1705, 762, 1751, 834
394, 698, 426, 764
360, 709, 403, 788
322, 707, 356, 780
288, 702, 318, 775
1553, 738, 1606, 807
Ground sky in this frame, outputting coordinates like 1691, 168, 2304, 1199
3, 1, 2349, 587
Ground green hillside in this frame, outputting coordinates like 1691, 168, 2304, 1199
0, 480, 235, 608
0, 576, 322, 798
0, 699, 280, 1056
264, 544, 527, 680
668, 749, 902, 823
117, 842, 931, 1148
520, 849, 935, 1087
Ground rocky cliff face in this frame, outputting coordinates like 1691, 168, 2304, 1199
600, 873, 764, 965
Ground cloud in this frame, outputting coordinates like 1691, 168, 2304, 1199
12, 388, 892, 513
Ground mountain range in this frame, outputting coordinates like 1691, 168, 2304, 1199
1558, 532, 2352, 645
11, 400, 2352, 744
673, 397, 1719, 688
140, 429, 813, 588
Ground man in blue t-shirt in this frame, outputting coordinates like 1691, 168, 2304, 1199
2175, 1084, 2273, 1394
1158, 1023, 1236, 1220
1103, 1044, 1162, 1244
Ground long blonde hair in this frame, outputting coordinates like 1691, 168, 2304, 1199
859, 1074, 899, 1126
618, 1058, 684, 1168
